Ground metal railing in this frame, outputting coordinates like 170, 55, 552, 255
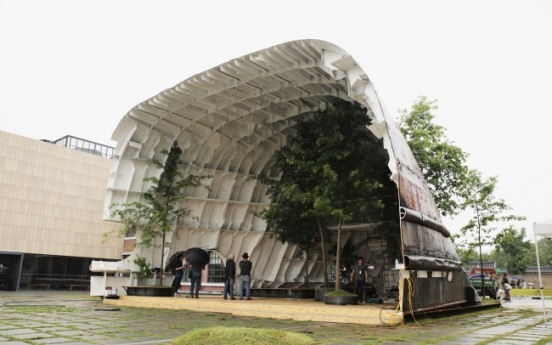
52, 135, 114, 159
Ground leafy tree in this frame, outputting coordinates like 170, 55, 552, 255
484, 249, 509, 269
495, 226, 531, 275
534, 239, 552, 266
254, 101, 392, 289
455, 247, 479, 268
106, 141, 210, 285
459, 169, 525, 295
398, 96, 469, 217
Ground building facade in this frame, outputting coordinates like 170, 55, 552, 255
0, 130, 123, 290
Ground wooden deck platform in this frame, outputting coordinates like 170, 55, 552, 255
103, 296, 402, 326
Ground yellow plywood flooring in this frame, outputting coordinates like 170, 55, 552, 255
104, 296, 402, 325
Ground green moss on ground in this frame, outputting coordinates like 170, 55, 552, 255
172, 327, 314, 345
324, 289, 356, 297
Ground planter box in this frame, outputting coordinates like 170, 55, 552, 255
324, 295, 358, 306
123, 286, 172, 296
315, 289, 335, 301
250, 288, 315, 299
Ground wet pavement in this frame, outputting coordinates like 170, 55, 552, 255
1, 291, 552, 345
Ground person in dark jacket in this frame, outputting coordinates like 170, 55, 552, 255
501, 273, 509, 285
350, 257, 369, 304
238, 253, 253, 300
172, 254, 185, 297
190, 264, 205, 298
223, 254, 236, 300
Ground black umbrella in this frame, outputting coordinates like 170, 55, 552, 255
165, 251, 185, 272
185, 247, 210, 267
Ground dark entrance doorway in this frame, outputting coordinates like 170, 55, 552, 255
0, 251, 24, 291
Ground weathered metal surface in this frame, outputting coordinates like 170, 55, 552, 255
401, 222, 462, 271
379, 103, 469, 311
401, 273, 468, 314
380, 113, 442, 221
400, 207, 450, 238
379, 109, 461, 273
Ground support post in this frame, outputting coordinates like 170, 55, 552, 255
534, 223, 547, 327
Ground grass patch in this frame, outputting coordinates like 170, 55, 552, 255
324, 289, 356, 297
4, 306, 78, 313
511, 288, 552, 297
172, 327, 314, 345
534, 334, 552, 345
404, 305, 504, 326
480, 298, 501, 305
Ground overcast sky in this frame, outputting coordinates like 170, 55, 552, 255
1, 1, 550, 244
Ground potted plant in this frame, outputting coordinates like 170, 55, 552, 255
133, 255, 152, 286
324, 289, 358, 305
315, 287, 335, 301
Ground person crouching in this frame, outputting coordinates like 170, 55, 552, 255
501, 281, 512, 301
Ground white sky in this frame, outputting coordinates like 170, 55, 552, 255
1, 1, 551, 245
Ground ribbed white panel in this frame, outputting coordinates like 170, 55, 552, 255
105, 40, 396, 286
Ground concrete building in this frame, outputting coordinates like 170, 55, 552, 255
0, 130, 123, 291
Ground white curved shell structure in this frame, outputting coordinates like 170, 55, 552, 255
105, 40, 414, 288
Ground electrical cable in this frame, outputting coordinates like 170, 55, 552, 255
379, 303, 398, 326
405, 278, 422, 327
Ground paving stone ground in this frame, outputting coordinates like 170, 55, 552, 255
2, 291, 552, 344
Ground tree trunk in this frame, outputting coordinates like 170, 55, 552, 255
335, 219, 341, 291
476, 205, 484, 298
316, 216, 328, 288
160, 231, 166, 286
305, 247, 309, 289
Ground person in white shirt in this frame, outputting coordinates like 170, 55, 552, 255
501, 282, 512, 301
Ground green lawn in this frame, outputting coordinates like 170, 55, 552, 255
510, 288, 552, 296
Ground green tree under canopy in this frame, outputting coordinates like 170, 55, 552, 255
106, 141, 210, 285
254, 100, 398, 289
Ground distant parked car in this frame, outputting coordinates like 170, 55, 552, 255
469, 274, 491, 280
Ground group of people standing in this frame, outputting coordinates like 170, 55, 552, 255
171, 252, 253, 300
171, 253, 205, 298
513, 279, 527, 289
172, 253, 379, 303
222, 252, 253, 300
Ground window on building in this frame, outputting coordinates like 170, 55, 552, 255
208, 252, 225, 283
124, 228, 135, 238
